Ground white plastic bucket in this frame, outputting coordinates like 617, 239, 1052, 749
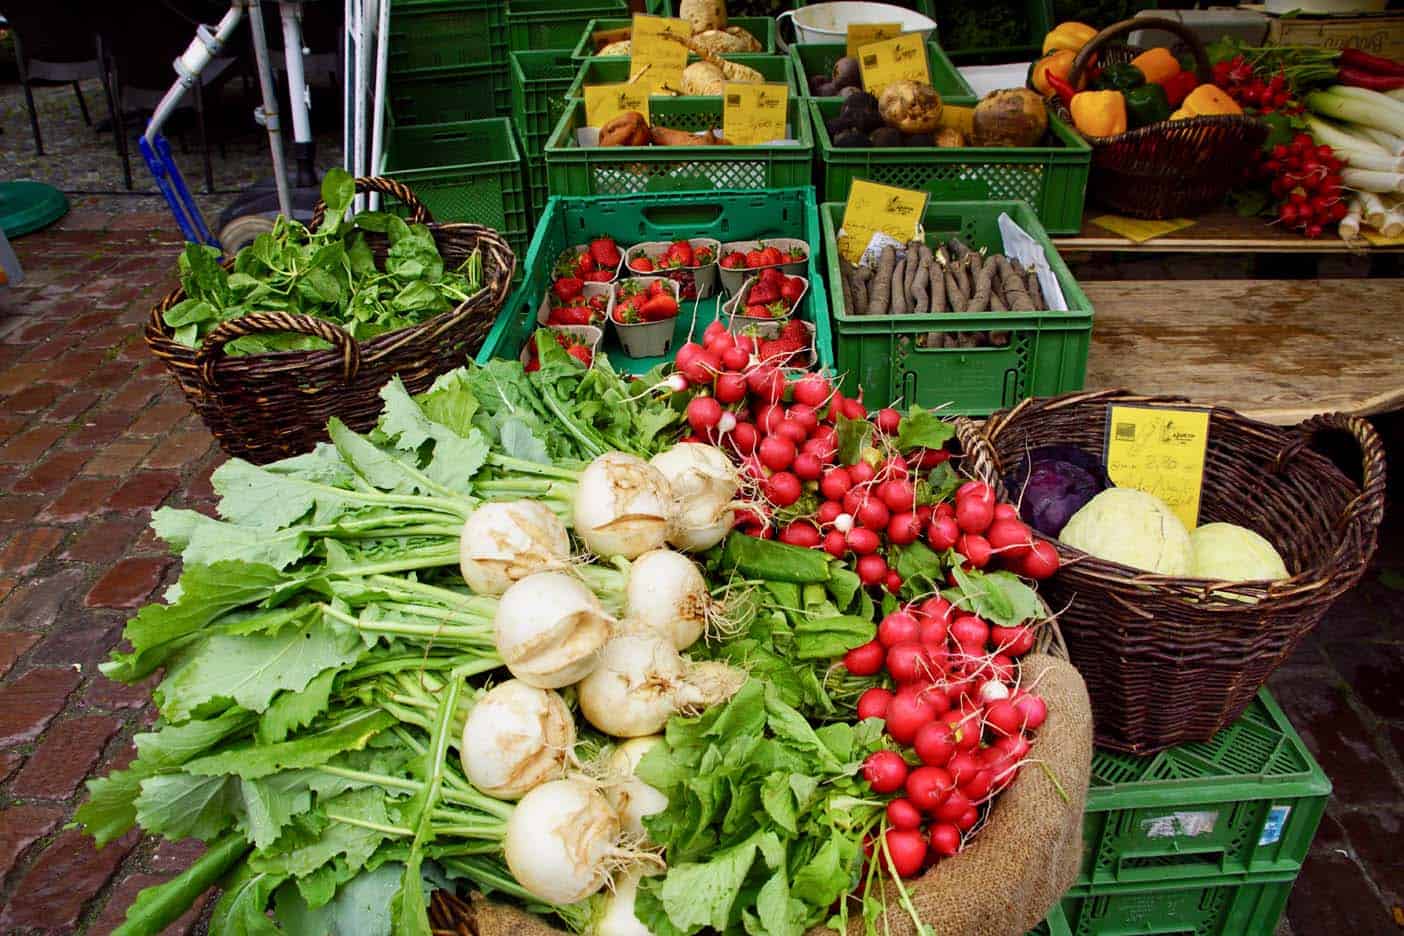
777, 2, 937, 51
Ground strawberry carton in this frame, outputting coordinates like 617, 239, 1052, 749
521, 325, 602, 372
722, 268, 808, 324
624, 238, 720, 300
610, 276, 682, 358
730, 316, 817, 370
716, 238, 808, 296
552, 237, 624, 289
538, 280, 610, 328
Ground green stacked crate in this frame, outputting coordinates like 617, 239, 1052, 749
570, 15, 779, 59
387, 0, 510, 123
507, 0, 631, 53
565, 55, 798, 99
941, 0, 1053, 64
510, 51, 581, 222
790, 41, 975, 103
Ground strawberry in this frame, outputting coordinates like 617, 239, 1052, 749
759, 245, 784, 266
582, 270, 614, 283
759, 267, 785, 287
657, 253, 683, 270
647, 279, 669, 298
745, 303, 773, 318
694, 245, 715, 265
575, 252, 597, 276
641, 294, 679, 320
630, 256, 655, 273
588, 236, 620, 269
525, 357, 541, 373
781, 318, 808, 343
566, 343, 594, 367
548, 305, 591, 327
766, 301, 790, 319
783, 247, 807, 262
667, 240, 695, 266
553, 277, 583, 303
721, 251, 747, 269
748, 281, 780, 305
745, 249, 768, 268
780, 276, 805, 306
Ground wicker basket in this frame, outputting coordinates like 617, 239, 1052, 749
1060, 18, 1268, 219
145, 177, 516, 464
957, 389, 1387, 754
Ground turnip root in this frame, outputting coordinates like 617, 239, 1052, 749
575, 452, 675, 559
593, 867, 658, 936
505, 779, 630, 905
867, 246, 893, 315
853, 263, 870, 315
459, 500, 571, 596
967, 254, 995, 313
911, 245, 931, 314
495, 571, 613, 688
680, 0, 725, 33
890, 257, 908, 315
460, 680, 574, 799
577, 634, 745, 737
931, 248, 947, 313
682, 61, 727, 96
605, 736, 668, 839
649, 443, 737, 552
622, 548, 712, 650
945, 269, 966, 313
995, 255, 1033, 310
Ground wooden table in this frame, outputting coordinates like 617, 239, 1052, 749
1056, 210, 1404, 255
1083, 279, 1404, 424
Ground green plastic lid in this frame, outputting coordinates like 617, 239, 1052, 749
0, 181, 69, 238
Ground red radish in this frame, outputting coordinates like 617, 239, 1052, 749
885, 570, 903, 594
913, 721, 957, 766
833, 513, 854, 534
792, 374, 831, 409
986, 519, 1032, 558
885, 686, 939, 744
716, 411, 737, 435
920, 596, 953, 624
681, 351, 720, 386
919, 616, 949, 650
774, 420, 808, 446
955, 806, 979, 831
928, 823, 961, 858
874, 408, 901, 434
849, 461, 876, 484
956, 498, 994, 534
905, 766, 953, 814
856, 554, 888, 586
703, 321, 727, 343
811, 424, 838, 448
956, 533, 992, 568
887, 512, 922, 546
1014, 694, 1047, 730
816, 500, 842, 524
674, 342, 704, 370
765, 471, 801, 507
961, 769, 994, 801
881, 455, 910, 479
995, 733, 1031, 761
887, 798, 924, 831
843, 640, 886, 676
819, 467, 852, 501
686, 397, 723, 432
990, 626, 1034, 657
933, 502, 956, 520
884, 828, 927, 878
706, 329, 736, 354
957, 481, 994, 505
878, 612, 921, 647
986, 654, 1015, 684
842, 488, 865, 517
857, 686, 894, 720
856, 498, 890, 530
978, 679, 1010, 704
754, 404, 784, 434
950, 615, 988, 650
758, 435, 796, 471
822, 530, 848, 558
880, 478, 916, 511
927, 515, 959, 551
946, 750, 980, 784
887, 642, 932, 684
862, 750, 908, 794
720, 345, 750, 371
846, 527, 880, 555
748, 367, 785, 404
910, 448, 951, 470
993, 503, 1021, 523
729, 422, 758, 454
934, 789, 972, 823
842, 398, 867, 420
714, 372, 747, 404
779, 521, 821, 548
1022, 540, 1060, 579
984, 700, 1023, 737
951, 716, 981, 751
788, 404, 819, 435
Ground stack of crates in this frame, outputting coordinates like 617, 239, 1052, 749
386, 0, 511, 125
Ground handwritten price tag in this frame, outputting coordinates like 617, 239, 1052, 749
584, 83, 651, 127
838, 180, 927, 265
1103, 404, 1211, 531
629, 14, 690, 94
723, 82, 788, 145
858, 33, 931, 93
847, 22, 902, 57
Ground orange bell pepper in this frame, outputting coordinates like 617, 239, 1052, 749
1130, 48, 1180, 87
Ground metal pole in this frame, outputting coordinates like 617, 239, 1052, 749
353, 0, 371, 212
369, 0, 390, 209
246, 0, 294, 217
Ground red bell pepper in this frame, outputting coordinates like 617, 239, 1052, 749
1162, 70, 1198, 107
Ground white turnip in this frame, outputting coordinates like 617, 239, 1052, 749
649, 444, 738, 552
622, 549, 711, 651
574, 453, 675, 559
605, 736, 668, 840
460, 680, 575, 799
459, 500, 571, 596
592, 867, 655, 936
577, 634, 745, 738
495, 571, 612, 688
504, 779, 625, 904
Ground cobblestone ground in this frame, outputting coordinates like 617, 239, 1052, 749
0, 207, 1401, 934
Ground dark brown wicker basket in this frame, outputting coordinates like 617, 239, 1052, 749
957, 389, 1387, 754
1060, 18, 1268, 219
145, 176, 516, 464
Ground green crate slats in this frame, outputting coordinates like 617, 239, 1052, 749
1077, 689, 1329, 889
545, 97, 813, 196
570, 16, 778, 59
789, 41, 975, 103
477, 188, 832, 374
526, 160, 550, 226
507, 0, 630, 52
1057, 874, 1297, 936
810, 99, 1091, 235
387, 0, 507, 74
943, 0, 1053, 64
381, 118, 530, 267
512, 51, 581, 155
388, 64, 510, 125
566, 55, 797, 100
819, 199, 1092, 416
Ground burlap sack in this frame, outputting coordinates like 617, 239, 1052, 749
456, 653, 1093, 936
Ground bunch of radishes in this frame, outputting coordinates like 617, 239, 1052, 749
848, 597, 1049, 878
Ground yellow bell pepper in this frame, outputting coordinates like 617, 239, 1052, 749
1169, 83, 1243, 119
1130, 47, 1180, 87
1042, 21, 1097, 56
1031, 49, 1078, 99
1069, 90, 1127, 137
937, 104, 975, 137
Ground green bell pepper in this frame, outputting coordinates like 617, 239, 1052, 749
1094, 62, 1146, 93
1124, 82, 1170, 128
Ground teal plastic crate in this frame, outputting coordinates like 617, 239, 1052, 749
789, 41, 975, 103
544, 97, 813, 196
565, 54, 797, 99
388, 64, 510, 125
477, 188, 831, 375
526, 160, 549, 226
387, 0, 507, 75
819, 199, 1092, 416
511, 51, 581, 157
381, 118, 530, 270
1078, 688, 1330, 890
569, 15, 778, 59
942, 0, 1053, 64
1057, 872, 1297, 936
507, 0, 630, 52
810, 98, 1091, 235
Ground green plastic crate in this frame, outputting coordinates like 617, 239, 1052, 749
511, 51, 580, 155
789, 41, 975, 103
477, 188, 832, 375
565, 54, 797, 99
569, 15, 778, 59
544, 97, 813, 196
942, 0, 1053, 64
819, 199, 1092, 416
388, 64, 510, 125
1077, 688, 1330, 890
810, 98, 1091, 235
526, 160, 549, 225
381, 118, 530, 269
1056, 872, 1297, 936
387, 0, 507, 75
507, 0, 630, 52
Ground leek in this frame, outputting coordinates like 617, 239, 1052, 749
1307, 89, 1404, 139
1342, 168, 1404, 194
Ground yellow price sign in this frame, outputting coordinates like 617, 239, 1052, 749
847, 22, 902, 57
858, 33, 931, 93
838, 179, 927, 265
584, 83, 651, 127
722, 82, 789, 145
629, 14, 690, 94
1103, 404, 1211, 531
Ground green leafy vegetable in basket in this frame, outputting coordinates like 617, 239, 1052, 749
163, 169, 484, 355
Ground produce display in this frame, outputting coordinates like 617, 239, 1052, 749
824, 85, 1050, 150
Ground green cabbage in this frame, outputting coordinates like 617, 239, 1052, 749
1188, 522, 1288, 581
1059, 488, 1192, 575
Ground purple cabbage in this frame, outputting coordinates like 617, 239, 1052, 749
1004, 446, 1110, 537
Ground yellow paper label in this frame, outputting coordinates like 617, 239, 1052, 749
1362, 229, 1404, 247
629, 14, 690, 94
1103, 405, 1211, 531
1092, 215, 1196, 243
722, 82, 789, 145
858, 33, 930, 93
584, 84, 651, 127
838, 180, 928, 264
847, 23, 902, 57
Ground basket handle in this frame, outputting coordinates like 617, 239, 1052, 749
1068, 17, 1214, 89
308, 176, 434, 230
194, 312, 362, 386
1275, 411, 1389, 535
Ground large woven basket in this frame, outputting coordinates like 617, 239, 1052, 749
957, 389, 1386, 754
145, 176, 516, 464
1060, 18, 1268, 219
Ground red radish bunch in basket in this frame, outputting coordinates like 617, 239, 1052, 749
741, 268, 807, 319
849, 597, 1049, 876
1258, 133, 1347, 238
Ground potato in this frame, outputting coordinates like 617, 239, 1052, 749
878, 81, 944, 134
972, 88, 1047, 147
